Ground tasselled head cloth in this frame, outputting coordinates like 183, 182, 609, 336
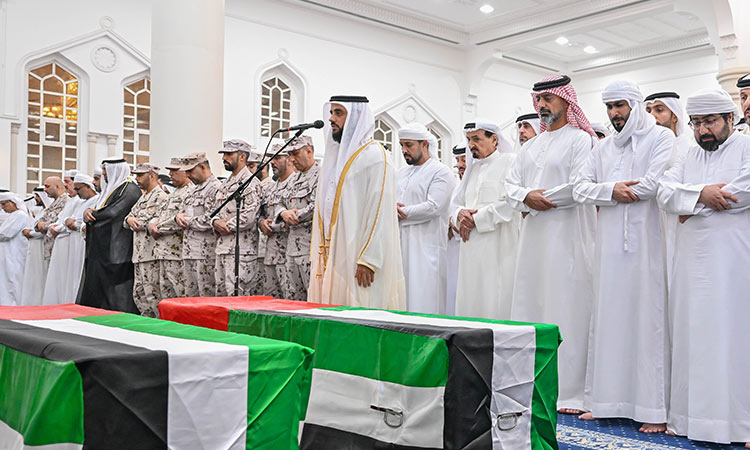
601, 80, 656, 147
397, 122, 438, 160
686, 88, 742, 125
33, 186, 52, 208
531, 74, 597, 137
0, 192, 29, 214
97, 156, 131, 208
645, 91, 689, 137
590, 122, 611, 138
73, 173, 96, 191
516, 113, 541, 136
737, 73, 750, 93
319, 95, 375, 233
452, 144, 466, 156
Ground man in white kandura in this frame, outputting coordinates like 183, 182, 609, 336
445, 144, 466, 316
0, 193, 31, 306
396, 122, 456, 314
513, 112, 540, 152
65, 174, 99, 301
738, 73, 749, 136
657, 89, 750, 447
20, 188, 52, 305
309, 95, 405, 309
452, 120, 519, 320
574, 80, 674, 432
506, 74, 597, 414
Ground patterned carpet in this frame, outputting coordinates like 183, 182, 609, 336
557, 414, 748, 449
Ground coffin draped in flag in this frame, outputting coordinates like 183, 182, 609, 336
0, 304, 313, 450
159, 297, 561, 450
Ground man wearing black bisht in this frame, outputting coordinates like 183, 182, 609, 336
76, 157, 141, 312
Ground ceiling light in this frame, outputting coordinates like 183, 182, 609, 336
480, 4, 494, 14
583, 45, 598, 54
555, 36, 568, 46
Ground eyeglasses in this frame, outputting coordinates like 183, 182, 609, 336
688, 115, 724, 131
74, 187, 81, 191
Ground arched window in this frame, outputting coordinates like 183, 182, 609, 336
26, 62, 78, 193
374, 118, 394, 152
428, 127, 443, 161
123, 78, 151, 167
260, 77, 291, 139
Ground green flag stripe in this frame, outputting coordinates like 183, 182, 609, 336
74, 314, 313, 450
0, 344, 84, 446
227, 309, 450, 388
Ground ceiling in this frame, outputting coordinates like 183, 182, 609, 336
288, 0, 714, 73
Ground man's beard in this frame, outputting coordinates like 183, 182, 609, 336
332, 129, 343, 143
539, 111, 560, 126
223, 160, 236, 171
610, 117, 626, 132
404, 153, 423, 166
697, 122, 731, 152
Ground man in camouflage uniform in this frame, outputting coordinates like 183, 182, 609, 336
259, 144, 296, 298
212, 140, 263, 296
279, 135, 319, 300
25, 176, 69, 263
148, 157, 193, 300
248, 150, 269, 288
124, 163, 167, 317
176, 152, 221, 297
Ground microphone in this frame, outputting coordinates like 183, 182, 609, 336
280, 120, 325, 132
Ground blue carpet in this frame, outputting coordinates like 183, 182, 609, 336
557, 413, 747, 449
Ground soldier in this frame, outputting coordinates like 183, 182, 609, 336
259, 144, 296, 298
124, 163, 167, 317
279, 135, 319, 300
26, 176, 68, 265
212, 140, 263, 296
148, 157, 193, 300
175, 152, 221, 297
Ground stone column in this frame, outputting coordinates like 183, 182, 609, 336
714, 0, 750, 104
10, 122, 20, 190
87, 132, 99, 174
150, 0, 225, 171
106, 135, 118, 157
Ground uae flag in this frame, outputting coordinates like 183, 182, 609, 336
160, 297, 561, 450
0, 304, 313, 450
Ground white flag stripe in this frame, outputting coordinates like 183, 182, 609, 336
306, 368, 445, 448
0, 420, 82, 450
16, 319, 248, 450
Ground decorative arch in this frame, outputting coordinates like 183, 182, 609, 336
255, 59, 307, 141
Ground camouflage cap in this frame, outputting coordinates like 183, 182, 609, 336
179, 152, 209, 171
247, 150, 264, 163
164, 157, 184, 171
220, 139, 252, 154
286, 135, 313, 153
131, 162, 160, 174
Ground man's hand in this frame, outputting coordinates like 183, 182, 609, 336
397, 203, 408, 221
612, 181, 641, 203
84, 209, 96, 223
699, 183, 738, 211
523, 189, 557, 211
35, 221, 47, 232
355, 264, 375, 288
65, 218, 76, 230
280, 209, 300, 226
259, 218, 273, 236
176, 213, 190, 229
49, 226, 60, 238
213, 218, 231, 236
457, 208, 477, 242
679, 215, 692, 224
147, 223, 162, 239
126, 217, 143, 231
22, 229, 33, 239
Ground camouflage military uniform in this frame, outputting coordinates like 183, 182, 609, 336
282, 162, 319, 300
38, 193, 69, 261
182, 175, 221, 297
261, 175, 293, 298
213, 167, 263, 296
124, 186, 167, 317
151, 183, 192, 300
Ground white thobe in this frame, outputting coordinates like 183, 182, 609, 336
20, 219, 48, 306
452, 150, 520, 320
309, 141, 406, 309
657, 131, 750, 444
42, 196, 82, 304
397, 158, 456, 314
573, 125, 673, 422
67, 195, 98, 301
505, 125, 596, 411
0, 210, 32, 306
663, 132, 693, 290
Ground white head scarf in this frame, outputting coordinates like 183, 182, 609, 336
0, 192, 29, 214
645, 93, 689, 137
64, 169, 79, 179
97, 158, 131, 208
686, 88, 741, 125
34, 188, 52, 208
319, 96, 375, 232
590, 122, 611, 138
397, 122, 438, 160
602, 80, 656, 147
73, 173, 96, 191
452, 119, 513, 207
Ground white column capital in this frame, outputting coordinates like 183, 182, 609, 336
10, 122, 21, 134
87, 132, 100, 144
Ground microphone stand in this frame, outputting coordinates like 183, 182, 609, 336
210, 128, 305, 296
